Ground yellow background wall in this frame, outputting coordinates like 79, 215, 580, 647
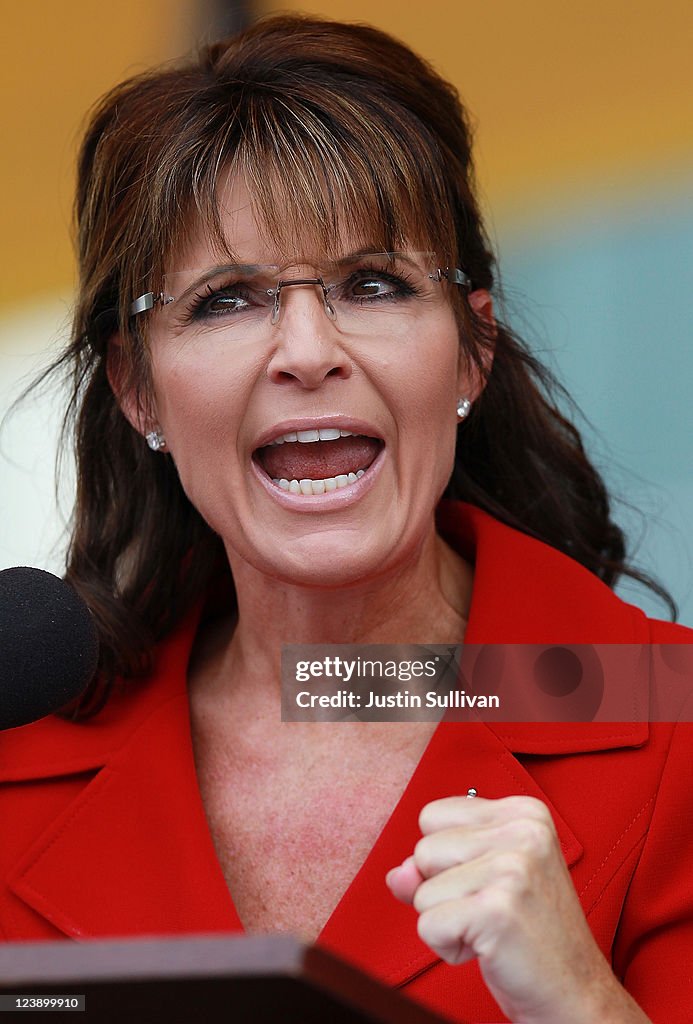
257, 1, 693, 211
0, 0, 194, 312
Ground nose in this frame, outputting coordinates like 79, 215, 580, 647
266, 280, 352, 389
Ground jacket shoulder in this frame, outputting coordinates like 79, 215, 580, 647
645, 616, 693, 642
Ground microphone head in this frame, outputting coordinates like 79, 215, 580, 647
0, 567, 99, 730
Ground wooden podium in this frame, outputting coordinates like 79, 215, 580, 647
0, 934, 459, 1022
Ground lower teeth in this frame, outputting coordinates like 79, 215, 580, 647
272, 469, 366, 495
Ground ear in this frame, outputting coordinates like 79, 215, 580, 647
468, 288, 496, 332
457, 288, 496, 403
106, 336, 153, 437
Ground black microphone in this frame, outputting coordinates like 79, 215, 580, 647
0, 567, 99, 730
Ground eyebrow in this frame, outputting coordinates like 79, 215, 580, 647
172, 263, 276, 305
169, 249, 424, 297
334, 249, 422, 268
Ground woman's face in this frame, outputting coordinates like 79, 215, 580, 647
140, 177, 478, 588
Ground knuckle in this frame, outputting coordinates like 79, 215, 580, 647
477, 884, 526, 939
504, 816, 554, 858
527, 799, 555, 828
418, 804, 435, 833
521, 817, 555, 857
414, 837, 438, 877
477, 885, 515, 928
416, 905, 453, 951
495, 851, 530, 889
412, 884, 432, 914
418, 796, 460, 833
416, 909, 435, 944
505, 795, 552, 823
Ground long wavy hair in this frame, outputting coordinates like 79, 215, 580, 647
50, 14, 673, 716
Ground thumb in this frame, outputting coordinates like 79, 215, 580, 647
386, 855, 425, 904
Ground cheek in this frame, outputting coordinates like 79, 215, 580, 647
158, 378, 223, 448
150, 346, 248, 451
153, 383, 241, 539
385, 322, 461, 460
147, 364, 249, 527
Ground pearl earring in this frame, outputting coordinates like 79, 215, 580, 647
146, 429, 167, 451
456, 397, 472, 421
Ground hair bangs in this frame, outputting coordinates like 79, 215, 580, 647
156, 85, 457, 275
240, 89, 455, 263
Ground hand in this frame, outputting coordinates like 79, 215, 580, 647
386, 795, 650, 1024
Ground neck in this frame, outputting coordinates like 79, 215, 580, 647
192, 522, 473, 704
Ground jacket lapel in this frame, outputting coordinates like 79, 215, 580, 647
8, 690, 241, 939
6, 605, 242, 940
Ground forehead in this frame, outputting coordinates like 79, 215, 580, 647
167, 172, 412, 275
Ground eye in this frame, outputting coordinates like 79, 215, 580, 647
188, 282, 265, 320
339, 267, 417, 303
203, 290, 253, 315
349, 274, 400, 298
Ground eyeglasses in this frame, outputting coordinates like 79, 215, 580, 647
130, 252, 470, 340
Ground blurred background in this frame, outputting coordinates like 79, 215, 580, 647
1, 0, 691, 622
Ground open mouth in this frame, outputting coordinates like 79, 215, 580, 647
253, 427, 384, 496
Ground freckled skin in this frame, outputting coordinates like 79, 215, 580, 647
192, 680, 437, 941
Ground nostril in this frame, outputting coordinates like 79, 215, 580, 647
267, 346, 352, 387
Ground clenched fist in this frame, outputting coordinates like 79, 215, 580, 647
386, 795, 650, 1024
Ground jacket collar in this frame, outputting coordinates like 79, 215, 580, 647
3, 503, 652, 985
0, 604, 201, 783
436, 502, 650, 755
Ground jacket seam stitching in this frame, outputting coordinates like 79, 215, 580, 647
583, 832, 648, 919
578, 794, 655, 902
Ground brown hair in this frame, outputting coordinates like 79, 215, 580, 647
51, 14, 673, 716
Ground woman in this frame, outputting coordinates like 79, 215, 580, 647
1, 15, 690, 1024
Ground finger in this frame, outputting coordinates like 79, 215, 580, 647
414, 813, 558, 879
413, 851, 527, 914
385, 855, 424, 904
416, 897, 482, 966
419, 794, 554, 835
414, 822, 507, 878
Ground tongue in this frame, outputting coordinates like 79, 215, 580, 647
258, 436, 381, 480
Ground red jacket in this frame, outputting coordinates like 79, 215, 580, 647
1, 504, 691, 1023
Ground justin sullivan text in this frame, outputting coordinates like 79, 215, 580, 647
295, 690, 500, 709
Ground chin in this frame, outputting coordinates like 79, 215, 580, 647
249, 531, 397, 590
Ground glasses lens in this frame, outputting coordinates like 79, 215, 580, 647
153, 253, 444, 340
157, 264, 278, 338
322, 252, 440, 331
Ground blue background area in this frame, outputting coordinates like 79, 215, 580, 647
497, 184, 692, 625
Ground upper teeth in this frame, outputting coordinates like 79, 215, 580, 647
268, 428, 355, 446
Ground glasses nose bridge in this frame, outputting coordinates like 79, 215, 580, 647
265, 273, 351, 388
270, 275, 337, 326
